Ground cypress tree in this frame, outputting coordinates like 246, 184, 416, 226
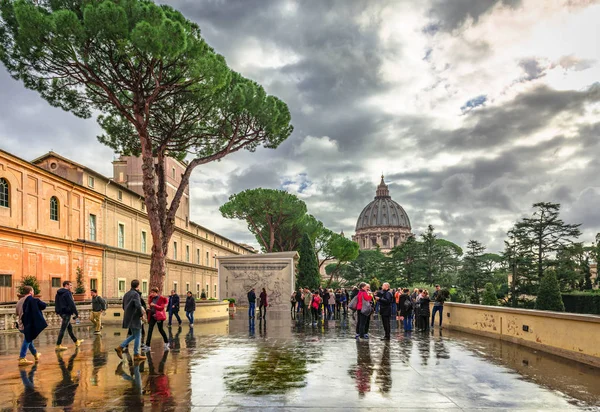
297, 233, 320, 290
482, 283, 498, 306
535, 270, 565, 312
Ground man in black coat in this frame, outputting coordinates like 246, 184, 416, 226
115, 280, 146, 361
168, 290, 182, 326
55, 280, 83, 351
376, 282, 394, 340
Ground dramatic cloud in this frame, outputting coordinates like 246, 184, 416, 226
1, 0, 599, 252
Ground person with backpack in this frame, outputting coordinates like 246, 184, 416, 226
375, 283, 393, 340
90, 289, 107, 335
431, 284, 447, 328
418, 290, 431, 331
355, 282, 373, 339
55, 280, 83, 351
310, 291, 321, 326
145, 287, 170, 351
399, 288, 413, 331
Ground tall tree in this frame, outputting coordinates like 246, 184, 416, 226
459, 240, 490, 303
503, 226, 535, 306
515, 202, 581, 282
296, 233, 320, 290
0, 0, 292, 290
323, 235, 359, 287
535, 270, 565, 312
220, 189, 306, 253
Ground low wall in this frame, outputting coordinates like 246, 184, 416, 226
441, 302, 600, 367
0, 300, 230, 332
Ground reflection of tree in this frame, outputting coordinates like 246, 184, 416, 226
348, 341, 373, 397
433, 331, 450, 362
224, 344, 312, 395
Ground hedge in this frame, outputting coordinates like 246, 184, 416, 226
561, 293, 600, 315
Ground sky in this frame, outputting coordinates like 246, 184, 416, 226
1, 0, 599, 253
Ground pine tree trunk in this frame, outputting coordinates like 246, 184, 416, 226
150, 244, 166, 291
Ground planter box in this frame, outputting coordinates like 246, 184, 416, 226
73, 293, 85, 302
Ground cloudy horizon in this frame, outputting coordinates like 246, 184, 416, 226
1, 0, 599, 253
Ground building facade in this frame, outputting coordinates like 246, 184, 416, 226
352, 176, 412, 253
0, 149, 252, 302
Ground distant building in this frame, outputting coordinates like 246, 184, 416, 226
0, 149, 252, 302
352, 176, 412, 253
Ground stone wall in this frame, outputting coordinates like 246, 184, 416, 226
218, 252, 298, 311
440, 302, 600, 367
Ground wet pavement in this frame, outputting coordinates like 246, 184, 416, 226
0, 311, 599, 411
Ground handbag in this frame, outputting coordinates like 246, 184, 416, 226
360, 294, 372, 316
348, 295, 358, 311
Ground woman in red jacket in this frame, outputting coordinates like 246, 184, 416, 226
145, 287, 170, 351
356, 282, 373, 339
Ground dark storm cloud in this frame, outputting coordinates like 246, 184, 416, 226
427, 0, 522, 31
519, 58, 547, 81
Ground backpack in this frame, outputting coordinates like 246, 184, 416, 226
403, 296, 412, 311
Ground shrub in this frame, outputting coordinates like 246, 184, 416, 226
535, 270, 565, 312
226, 298, 236, 304
17, 275, 41, 295
482, 283, 498, 306
561, 293, 600, 315
75, 266, 85, 294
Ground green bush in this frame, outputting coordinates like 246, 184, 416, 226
561, 293, 600, 315
75, 266, 85, 294
226, 298, 236, 304
482, 283, 498, 306
535, 270, 565, 312
17, 275, 41, 295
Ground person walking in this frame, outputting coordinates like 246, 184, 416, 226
295, 288, 304, 316
115, 280, 146, 362
328, 290, 336, 320
376, 283, 393, 340
90, 289, 107, 335
431, 285, 446, 328
184, 291, 196, 327
247, 288, 256, 319
167, 290, 182, 326
146, 287, 170, 351
303, 288, 312, 320
54, 280, 83, 351
16, 286, 47, 366
310, 291, 321, 326
356, 282, 373, 339
259, 288, 268, 320
419, 290, 431, 331
399, 288, 413, 331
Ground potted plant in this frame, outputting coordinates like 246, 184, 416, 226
17, 275, 41, 299
200, 290, 207, 300
226, 298, 236, 308
73, 266, 86, 302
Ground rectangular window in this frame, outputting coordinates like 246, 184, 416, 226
173, 282, 178, 294
185, 282, 190, 293
88, 176, 95, 188
117, 190, 123, 201
172, 167, 176, 178
89, 214, 96, 241
206, 251, 209, 266
0, 274, 12, 287
118, 223, 125, 248
141, 231, 147, 253
214, 256, 217, 268
142, 280, 148, 296
173, 241, 178, 260
196, 283, 200, 298
214, 284, 217, 298
206, 284, 209, 297
118, 278, 126, 297
185, 245, 190, 262
141, 202, 145, 212
196, 249, 200, 265
51, 277, 61, 288
90, 278, 97, 291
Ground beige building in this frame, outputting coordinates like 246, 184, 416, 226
0, 149, 251, 302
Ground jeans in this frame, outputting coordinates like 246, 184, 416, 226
91, 311, 102, 332
431, 305, 444, 326
168, 309, 181, 325
248, 302, 256, 318
56, 314, 77, 345
403, 314, 413, 331
20, 330, 37, 358
186, 311, 194, 324
296, 301, 303, 313
146, 317, 168, 345
120, 327, 141, 355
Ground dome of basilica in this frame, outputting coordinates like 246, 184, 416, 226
352, 176, 412, 252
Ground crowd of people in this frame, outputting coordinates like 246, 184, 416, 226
281, 282, 447, 340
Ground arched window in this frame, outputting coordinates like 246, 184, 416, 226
0, 178, 8, 208
50, 196, 59, 221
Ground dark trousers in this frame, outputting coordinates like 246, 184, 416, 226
419, 314, 430, 331
259, 305, 267, 319
56, 314, 77, 345
358, 312, 371, 337
431, 305, 443, 326
381, 315, 391, 338
311, 307, 319, 322
168, 310, 181, 325
146, 317, 168, 345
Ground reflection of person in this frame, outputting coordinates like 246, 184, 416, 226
117, 357, 144, 409
53, 349, 80, 410
376, 341, 392, 393
351, 341, 373, 397
185, 327, 196, 349
16, 285, 47, 366
145, 350, 175, 410
418, 332, 431, 366
91, 335, 107, 386
168, 326, 182, 352
18, 364, 47, 409
168, 290, 182, 326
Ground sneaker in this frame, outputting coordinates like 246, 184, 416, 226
123, 346, 129, 353
141, 345, 150, 353
18, 358, 34, 366
75, 339, 84, 347
133, 354, 146, 361
34, 353, 41, 361
355, 334, 360, 339
363, 334, 369, 339
190, 323, 194, 327
115, 346, 124, 359
163, 343, 170, 351
55, 345, 67, 351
